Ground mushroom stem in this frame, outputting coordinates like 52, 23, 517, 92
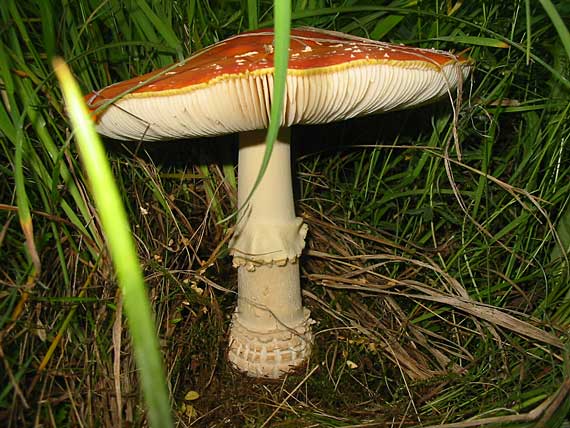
228, 128, 313, 378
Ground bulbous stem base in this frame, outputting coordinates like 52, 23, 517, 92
228, 307, 313, 378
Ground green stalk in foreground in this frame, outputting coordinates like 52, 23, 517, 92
53, 58, 173, 428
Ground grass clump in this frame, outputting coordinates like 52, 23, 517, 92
1, 0, 570, 426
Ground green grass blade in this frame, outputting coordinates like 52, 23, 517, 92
551, 202, 570, 265
0, 41, 38, 278
432, 35, 509, 48
135, 0, 183, 59
53, 58, 173, 428
14, 125, 41, 277
524, 0, 532, 64
38, 0, 56, 61
258, 0, 291, 184
538, 0, 570, 60
247, 0, 259, 30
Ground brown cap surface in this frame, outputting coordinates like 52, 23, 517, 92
86, 27, 471, 140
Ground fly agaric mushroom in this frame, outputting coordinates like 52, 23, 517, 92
86, 27, 471, 378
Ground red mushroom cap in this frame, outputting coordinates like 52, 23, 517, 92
86, 27, 471, 140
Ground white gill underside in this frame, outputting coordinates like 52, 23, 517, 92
96, 63, 466, 140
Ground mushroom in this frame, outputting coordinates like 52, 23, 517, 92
86, 27, 471, 378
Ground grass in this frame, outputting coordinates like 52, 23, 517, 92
53, 57, 173, 427
1, 0, 570, 426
